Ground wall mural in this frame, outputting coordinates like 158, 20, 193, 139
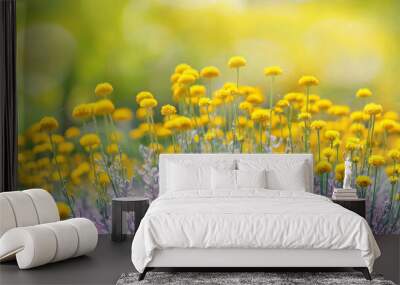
16, 0, 400, 234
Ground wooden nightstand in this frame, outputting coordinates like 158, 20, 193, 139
331, 198, 366, 218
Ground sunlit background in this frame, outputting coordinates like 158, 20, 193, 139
17, 0, 400, 131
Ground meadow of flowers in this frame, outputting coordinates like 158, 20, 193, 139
17, 56, 400, 234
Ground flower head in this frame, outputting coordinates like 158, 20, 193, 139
364, 103, 383, 116
251, 109, 270, 122
356, 88, 372, 98
98, 172, 111, 187
113, 108, 133, 121
190, 85, 206, 97
161, 104, 177, 116
368, 155, 385, 167
58, 142, 74, 154
228, 56, 246, 68
65, 127, 80, 138
389, 176, 398, 185
298, 75, 319, 87
72, 104, 92, 119
264, 66, 283, 76
388, 149, 400, 162
198, 97, 212, 107
136, 91, 153, 104
39, 117, 59, 132
95, 82, 113, 97
324, 130, 340, 141
178, 74, 196, 85
79, 133, 101, 149
298, 112, 312, 121
200, 66, 220, 78
175, 63, 191, 74
140, 98, 158, 109
310, 120, 327, 130
316, 160, 332, 174
94, 99, 115, 116
356, 175, 372, 188
57, 202, 71, 220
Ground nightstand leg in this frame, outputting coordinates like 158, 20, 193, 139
112, 201, 123, 242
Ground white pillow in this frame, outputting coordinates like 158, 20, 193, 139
166, 159, 236, 192
236, 169, 267, 189
211, 168, 236, 191
237, 159, 308, 191
167, 162, 211, 191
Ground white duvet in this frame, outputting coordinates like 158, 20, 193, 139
131, 190, 380, 272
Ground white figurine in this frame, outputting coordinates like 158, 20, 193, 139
343, 156, 352, 189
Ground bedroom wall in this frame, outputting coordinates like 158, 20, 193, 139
16, 0, 400, 234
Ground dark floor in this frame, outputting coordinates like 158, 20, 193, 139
0, 235, 134, 285
0, 235, 399, 285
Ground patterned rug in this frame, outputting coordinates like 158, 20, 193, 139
116, 271, 395, 285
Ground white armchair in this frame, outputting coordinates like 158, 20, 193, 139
0, 189, 98, 269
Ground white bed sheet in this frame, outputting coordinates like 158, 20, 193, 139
131, 190, 380, 273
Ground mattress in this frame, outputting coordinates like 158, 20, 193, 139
131, 190, 380, 273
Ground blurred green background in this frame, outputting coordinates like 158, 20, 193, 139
16, 0, 400, 131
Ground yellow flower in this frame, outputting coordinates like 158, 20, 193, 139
383, 111, 399, 121
239, 101, 253, 112
94, 99, 115, 116
80, 133, 101, 149
58, 142, 74, 154
298, 112, 312, 121
322, 148, 335, 161
284, 92, 299, 103
316, 160, 332, 174
113, 108, 133, 121
389, 176, 398, 185
204, 130, 216, 141
324, 130, 340, 141
381, 119, 396, 131
388, 149, 400, 162
368, 155, 385, 167
174, 116, 192, 131
350, 111, 365, 122
276, 99, 289, 108
356, 176, 372, 188
251, 109, 270, 123
148, 143, 164, 153
129, 128, 144, 139
386, 165, 400, 177
110, 131, 122, 143
156, 127, 172, 137
178, 74, 196, 85
246, 93, 264, 105
345, 137, 361, 151
198, 97, 211, 107
175, 63, 191, 74
190, 85, 206, 97
364, 103, 383, 116
298, 75, 319, 86
136, 107, 148, 120
170, 73, 180, 83
39, 116, 59, 132
228, 56, 247, 68
350, 123, 366, 134
98, 172, 111, 187
72, 104, 92, 119
57, 202, 71, 220
106, 144, 119, 155
95, 82, 113, 97
33, 143, 52, 154
161, 104, 177, 116
310, 120, 327, 130
264, 66, 282, 76
356, 88, 372, 98
316, 99, 332, 110
200, 66, 220, 78
136, 91, 154, 104
139, 98, 158, 109
65, 127, 80, 139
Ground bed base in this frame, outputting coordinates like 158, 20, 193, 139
138, 267, 371, 281
138, 248, 372, 281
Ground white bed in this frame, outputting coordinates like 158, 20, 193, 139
131, 154, 380, 280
